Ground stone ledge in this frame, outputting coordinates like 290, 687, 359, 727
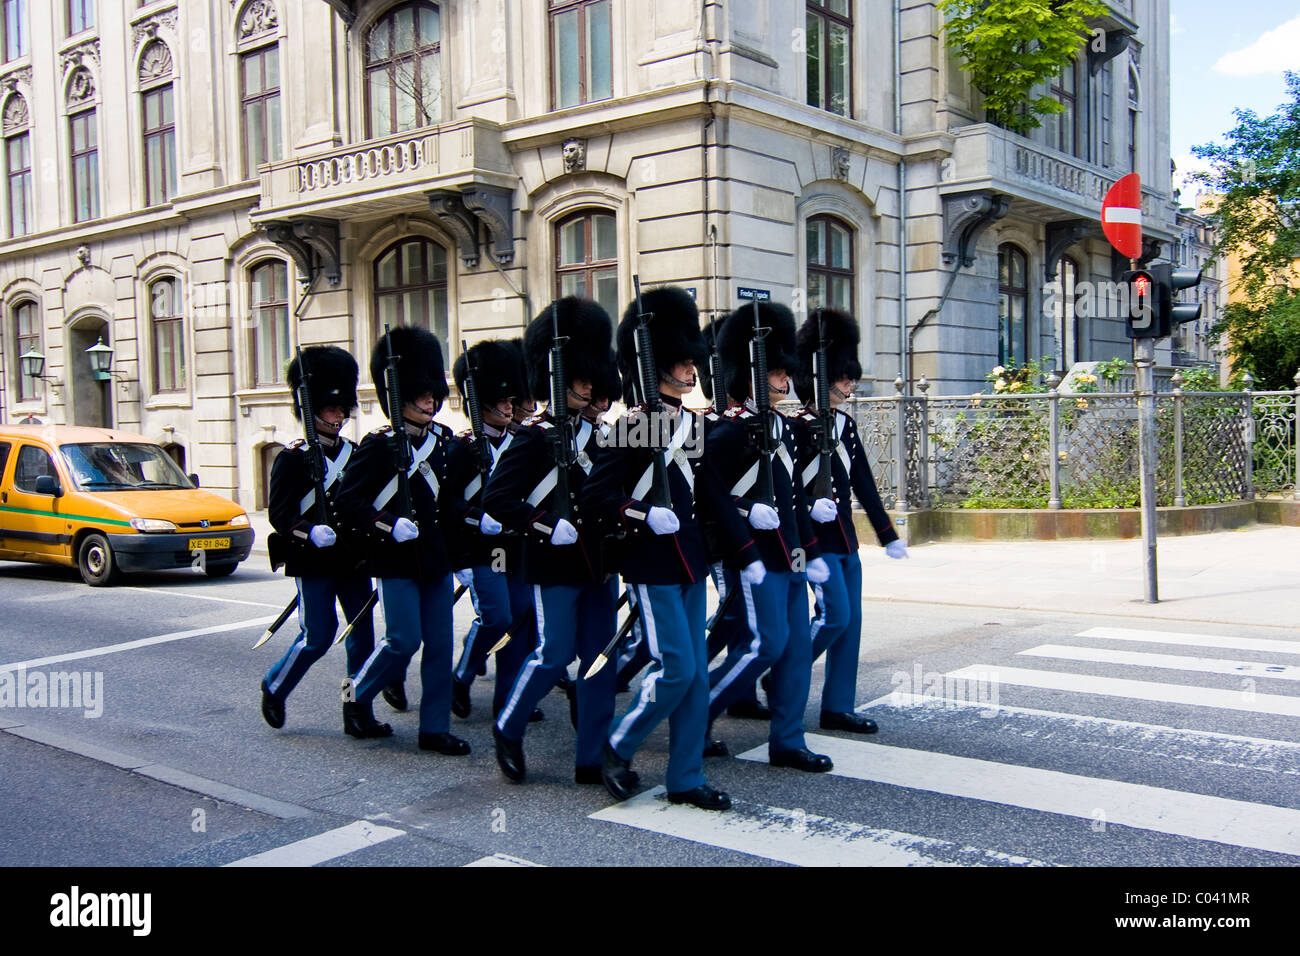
859, 498, 1299, 543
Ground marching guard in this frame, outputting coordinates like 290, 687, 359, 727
260, 346, 374, 729
791, 309, 908, 732
704, 301, 835, 772
585, 285, 755, 810
442, 340, 540, 721
334, 325, 469, 755
484, 298, 619, 784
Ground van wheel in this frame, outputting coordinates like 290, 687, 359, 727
205, 561, 238, 578
78, 533, 121, 587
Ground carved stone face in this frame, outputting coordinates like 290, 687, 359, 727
562, 138, 586, 173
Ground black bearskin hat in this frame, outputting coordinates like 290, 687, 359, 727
286, 345, 359, 421
794, 308, 862, 404
370, 325, 449, 417
505, 337, 533, 406
454, 339, 527, 411
615, 286, 707, 404
717, 300, 798, 403
523, 297, 613, 404
697, 317, 727, 406
592, 350, 622, 404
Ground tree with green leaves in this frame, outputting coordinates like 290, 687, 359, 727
1193, 72, 1300, 390
938, 0, 1108, 135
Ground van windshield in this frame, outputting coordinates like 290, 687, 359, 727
60, 443, 193, 492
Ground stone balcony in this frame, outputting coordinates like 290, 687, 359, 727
939, 123, 1168, 226
252, 119, 516, 224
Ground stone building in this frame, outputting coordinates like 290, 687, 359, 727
0, 0, 1181, 508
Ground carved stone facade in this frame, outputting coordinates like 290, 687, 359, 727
0, 0, 1182, 506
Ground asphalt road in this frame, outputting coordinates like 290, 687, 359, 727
2, 554, 1298, 868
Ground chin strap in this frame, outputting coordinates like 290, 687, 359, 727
831, 383, 852, 401
659, 370, 696, 390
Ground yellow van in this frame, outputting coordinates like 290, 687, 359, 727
0, 425, 253, 585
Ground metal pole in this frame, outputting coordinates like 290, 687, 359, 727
1047, 373, 1061, 510
894, 375, 909, 512
1134, 339, 1158, 603
1242, 373, 1255, 500
1294, 369, 1300, 501
1172, 372, 1185, 508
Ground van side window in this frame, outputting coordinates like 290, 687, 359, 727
0, 442, 11, 482
14, 444, 56, 493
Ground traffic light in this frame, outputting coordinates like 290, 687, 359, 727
1122, 265, 1204, 339
1151, 263, 1204, 334
1122, 269, 1159, 338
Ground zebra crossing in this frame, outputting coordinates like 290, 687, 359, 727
588, 622, 1300, 866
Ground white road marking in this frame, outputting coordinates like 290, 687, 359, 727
1078, 626, 1300, 656
943, 664, 1300, 718
738, 735, 1300, 857
1020, 643, 1300, 681
589, 787, 1049, 867
0, 617, 276, 671
864, 693, 1300, 778
224, 821, 406, 867
121, 585, 284, 609
464, 853, 543, 867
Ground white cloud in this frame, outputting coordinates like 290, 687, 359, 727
1213, 14, 1300, 76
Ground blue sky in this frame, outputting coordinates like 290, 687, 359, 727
1169, 1, 1299, 192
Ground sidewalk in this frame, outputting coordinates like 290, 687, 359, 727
861, 525, 1300, 629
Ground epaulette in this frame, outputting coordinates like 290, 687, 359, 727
798, 409, 818, 421
368, 424, 394, 436
286, 438, 307, 450
522, 411, 548, 428
723, 406, 749, 419
455, 428, 474, 442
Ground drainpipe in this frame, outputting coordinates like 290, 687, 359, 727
895, 0, 908, 393
701, 0, 718, 322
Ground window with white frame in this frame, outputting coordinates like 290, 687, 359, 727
365, 1, 441, 136
550, 0, 611, 110
139, 41, 177, 206
149, 277, 185, 393
250, 259, 291, 386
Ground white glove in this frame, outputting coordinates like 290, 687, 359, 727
392, 517, 419, 542
646, 506, 680, 535
740, 560, 767, 587
811, 497, 838, 523
805, 557, 830, 584
454, 568, 474, 588
309, 525, 337, 548
550, 518, 579, 546
479, 513, 502, 535
748, 502, 780, 530
885, 539, 909, 560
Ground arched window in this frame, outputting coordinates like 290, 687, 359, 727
365, 1, 440, 137
998, 244, 1029, 366
149, 277, 185, 393
13, 298, 38, 401
806, 214, 854, 312
238, 0, 282, 178
251, 259, 290, 386
373, 237, 449, 342
3, 92, 31, 237
554, 209, 617, 319
139, 41, 177, 206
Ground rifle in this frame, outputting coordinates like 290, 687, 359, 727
294, 346, 331, 527
748, 298, 777, 508
708, 314, 725, 412
546, 303, 576, 524
462, 339, 493, 482
810, 311, 836, 501
632, 276, 671, 509
381, 324, 416, 526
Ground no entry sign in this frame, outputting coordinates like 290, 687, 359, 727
1102, 173, 1143, 259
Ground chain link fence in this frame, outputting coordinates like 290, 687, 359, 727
843, 384, 1299, 510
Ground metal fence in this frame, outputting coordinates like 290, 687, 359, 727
841, 378, 1300, 510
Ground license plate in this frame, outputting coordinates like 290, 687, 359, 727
188, 537, 231, 550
